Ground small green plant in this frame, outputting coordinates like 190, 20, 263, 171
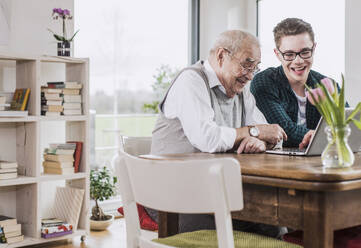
142, 65, 179, 113
90, 167, 117, 221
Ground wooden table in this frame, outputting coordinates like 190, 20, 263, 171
142, 152, 361, 248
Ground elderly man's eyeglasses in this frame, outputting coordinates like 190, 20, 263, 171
277, 45, 315, 61
222, 48, 260, 75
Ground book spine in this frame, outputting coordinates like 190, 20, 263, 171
41, 230, 72, 238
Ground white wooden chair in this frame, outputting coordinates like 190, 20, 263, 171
116, 151, 300, 248
117, 150, 241, 248
120, 136, 152, 156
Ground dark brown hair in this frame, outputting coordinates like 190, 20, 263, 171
273, 18, 314, 48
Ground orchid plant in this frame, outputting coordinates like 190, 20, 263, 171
306, 75, 361, 167
48, 8, 79, 42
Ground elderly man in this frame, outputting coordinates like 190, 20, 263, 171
151, 30, 286, 155
148, 30, 287, 237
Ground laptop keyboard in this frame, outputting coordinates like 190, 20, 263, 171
282, 147, 306, 153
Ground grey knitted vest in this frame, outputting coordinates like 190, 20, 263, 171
151, 61, 245, 154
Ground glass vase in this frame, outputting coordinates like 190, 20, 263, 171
321, 125, 355, 168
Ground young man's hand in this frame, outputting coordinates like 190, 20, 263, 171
237, 137, 266, 154
256, 124, 288, 145
299, 130, 315, 150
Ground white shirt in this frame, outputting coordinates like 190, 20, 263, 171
163, 60, 268, 153
292, 89, 307, 127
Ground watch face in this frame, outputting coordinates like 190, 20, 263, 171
250, 127, 259, 137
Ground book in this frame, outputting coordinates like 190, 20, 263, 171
0, 173, 17, 180
41, 87, 63, 94
41, 230, 72, 239
67, 141, 83, 173
51, 187, 85, 230
6, 235, 24, 244
2, 224, 21, 233
63, 109, 82, 115
49, 143, 76, 150
4, 230, 21, 238
41, 223, 73, 234
41, 100, 63, 106
41, 105, 64, 112
62, 89, 80, 95
63, 95, 81, 103
43, 154, 74, 162
43, 161, 74, 169
43, 167, 74, 175
42, 111, 61, 117
44, 148, 75, 155
0, 216, 17, 227
0, 168, 17, 174
41, 93, 63, 101
65, 82, 82, 89
0, 161, 18, 169
47, 82, 65, 89
41, 218, 65, 226
10, 88, 30, 111
63, 103, 81, 109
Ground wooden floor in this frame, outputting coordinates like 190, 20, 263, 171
26, 218, 158, 248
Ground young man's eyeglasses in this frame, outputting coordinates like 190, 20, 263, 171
277, 45, 315, 61
222, 47, 260, 75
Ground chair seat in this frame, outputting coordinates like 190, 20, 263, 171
153, 230, 302, 248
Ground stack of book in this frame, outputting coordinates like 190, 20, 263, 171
0, 89, 30, 117
43, 143, 76, 175
0, 161, 18, 180
41, 81, 82, 116
62, 82, 82, 116
41, 86, 64, 117
0, 96, 9, 111
0, 216, 23, 244
41, 218, 73, 239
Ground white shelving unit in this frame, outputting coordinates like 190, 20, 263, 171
0, 54, 89, 247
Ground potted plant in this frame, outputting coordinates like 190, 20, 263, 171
48, 8, 79, 56
90, 166, 117, 231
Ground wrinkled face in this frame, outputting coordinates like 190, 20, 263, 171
218, 44, 261, 98
275, 33, 315, 85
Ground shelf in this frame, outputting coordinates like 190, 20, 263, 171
39, 115, 88, 122
0, 229, 87, 248
0, 54, 36, 62
40, 55, 87, 64
0, 176, 37, 187
39, 172, 87, 182
0, 116, 38, 123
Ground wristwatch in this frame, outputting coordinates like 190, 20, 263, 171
249, 126, 260, 137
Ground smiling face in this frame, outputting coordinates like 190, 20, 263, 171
218, 44, 261, 98
275, 33, 315, 86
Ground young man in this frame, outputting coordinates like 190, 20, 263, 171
251, 18, 327, 148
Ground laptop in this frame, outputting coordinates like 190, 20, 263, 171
266, 108, 361, 156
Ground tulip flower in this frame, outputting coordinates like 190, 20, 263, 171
320, 77, 335, 95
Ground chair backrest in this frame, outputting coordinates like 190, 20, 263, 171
120, 136, 152, 156
116, 150, 243, 248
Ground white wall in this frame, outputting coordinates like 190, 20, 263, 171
0, 0, 74, 56
345, 0, 361, 106
199, 0, 257, 59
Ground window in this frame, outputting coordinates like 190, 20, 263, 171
74, 0, 190, 168
257, 0, 345, 83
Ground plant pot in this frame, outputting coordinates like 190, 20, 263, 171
57, 41, 71, 56
90, 214, 114, 231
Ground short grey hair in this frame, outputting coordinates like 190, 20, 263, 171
210, 30, 260, 55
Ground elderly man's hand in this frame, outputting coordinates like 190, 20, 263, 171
256, 124, 287, 145
237, 137, 266, 154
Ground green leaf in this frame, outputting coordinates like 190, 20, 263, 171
69, 29, 80, 42
319, 83, 343, 127
346, 102, 361, 124
339, 74, 346, 122
351, 119, 361, 130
